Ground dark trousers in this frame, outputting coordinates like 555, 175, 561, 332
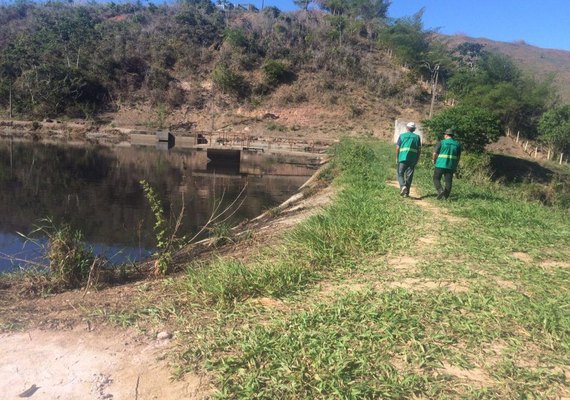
397, 162, 415, 189
433, 168, 454, 198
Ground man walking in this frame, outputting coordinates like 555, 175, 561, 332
432, 128, 461, 199
396, 122, 421, 197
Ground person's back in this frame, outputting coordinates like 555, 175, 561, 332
432, 130, 461, 200
397, 131, 421, 166
396, 122, 422, 197
435, 138, 461, 171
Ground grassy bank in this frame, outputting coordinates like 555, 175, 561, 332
121, 138, 568, 399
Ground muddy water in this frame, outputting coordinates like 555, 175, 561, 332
0, 139, 319, 272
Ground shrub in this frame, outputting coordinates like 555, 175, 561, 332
262, 59, 293, 86
456, 152, 492, 183
212, 63, 249, 98
423, 104, 501, 152
223, 28, 248, 49
46, 224, 95, 288
538, 104, 570, 153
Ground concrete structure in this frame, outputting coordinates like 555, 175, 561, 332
394, 119, 424, 144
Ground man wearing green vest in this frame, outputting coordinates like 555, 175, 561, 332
432, 128, 462, 200
396, 122, 422, 197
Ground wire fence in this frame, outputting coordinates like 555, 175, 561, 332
506, 129, 568, 165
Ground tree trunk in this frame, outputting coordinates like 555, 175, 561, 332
9, 84, 13, 119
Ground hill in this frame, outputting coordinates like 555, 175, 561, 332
0, 2, 569, 151
443, 34, 570, 103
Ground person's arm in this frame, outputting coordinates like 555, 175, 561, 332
396, 137, 401, 161
432, 142, 441, 163
417, 137, 422, 160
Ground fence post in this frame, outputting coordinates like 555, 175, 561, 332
547, 149, 551, 160
534, 147, 538, 158
516, 131, 520, 142
524, 141, 528, 151
560, 153, 564, 165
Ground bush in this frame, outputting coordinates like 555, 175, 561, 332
423, 104, 501, 152
223, 28, 249, 49
46, 224, 95, 288
212, 63, 249, 98
262, 59, 293, 86
538, 104, 570, 153
456, 152, 492, 183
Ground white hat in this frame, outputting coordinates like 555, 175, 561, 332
406, 122, 416, 129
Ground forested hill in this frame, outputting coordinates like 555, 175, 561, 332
0, 1, 569, 152
444, 34, 570, 104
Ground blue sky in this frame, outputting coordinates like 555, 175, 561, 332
234, 0, 570, 51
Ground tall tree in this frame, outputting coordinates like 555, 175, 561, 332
538, 105, 570, 153
317, 0, 390, 19
293, 0, 312, 11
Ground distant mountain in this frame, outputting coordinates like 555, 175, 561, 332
443, 35, 570, 103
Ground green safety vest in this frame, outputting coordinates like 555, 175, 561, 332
398, 132, 421, 165
435, 138, 461, 171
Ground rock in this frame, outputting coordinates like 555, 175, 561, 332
157, 331, 172, 340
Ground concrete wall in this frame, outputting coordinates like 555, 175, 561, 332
394, 119, 424, 144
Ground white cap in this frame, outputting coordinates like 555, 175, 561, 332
406, 122, 416, 129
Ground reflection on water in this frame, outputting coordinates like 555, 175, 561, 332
0, 139, 318, 272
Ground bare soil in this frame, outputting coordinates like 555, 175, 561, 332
0, 326, 207, 400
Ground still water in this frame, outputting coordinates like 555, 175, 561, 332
0, 139, 318, 272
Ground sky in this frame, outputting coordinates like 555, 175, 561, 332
233, 0, 570, 51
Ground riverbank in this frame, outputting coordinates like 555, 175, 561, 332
1, 138, 569, 399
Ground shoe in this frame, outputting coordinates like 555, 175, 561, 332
403, 187, 409, 198
436, 191, 445, 200
400, 187, 407, 196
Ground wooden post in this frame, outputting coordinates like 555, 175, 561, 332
561, 153, 564, 165
428, 65, 440, 119
516, 131, 520, 143
524, 141, 528, 151
547, 149, 551, 160
534, 147, 538, 158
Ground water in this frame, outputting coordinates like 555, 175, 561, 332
0, 139, 318, 272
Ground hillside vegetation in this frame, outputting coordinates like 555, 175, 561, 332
444, 35, 570, 104
1, 0, 569, 152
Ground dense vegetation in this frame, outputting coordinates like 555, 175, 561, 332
0, 0, 568, 151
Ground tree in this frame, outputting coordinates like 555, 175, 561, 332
423, 105, 501, 152
538, 105, 570, 153
354, 0, 391, 20
316, 0, 390, 19
378, 10, 430, 66
293, 0, 312, 11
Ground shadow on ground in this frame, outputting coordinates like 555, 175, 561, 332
490, 154, 554, 183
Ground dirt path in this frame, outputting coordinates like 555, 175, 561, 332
0, 326, 207, 400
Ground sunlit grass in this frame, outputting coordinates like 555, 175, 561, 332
118, 138, 569, 398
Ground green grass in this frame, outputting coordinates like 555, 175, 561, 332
121, 138, 569, 399
184, 139, 426, 306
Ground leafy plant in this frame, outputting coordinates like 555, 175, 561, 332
17, 219, 96, 289
140, 180, 183, 275
423, 104, 501, 152
538, 104, 570, 153
262, 59, 293, 87
212, 63, 249, 98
